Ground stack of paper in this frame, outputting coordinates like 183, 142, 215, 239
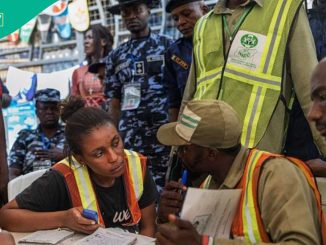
180, 188, 242, 238
18, 229, 74, 244
75, 228, 137, 245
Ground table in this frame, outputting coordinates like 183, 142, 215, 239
12, 231, 85, 245
11, 228, 156, 245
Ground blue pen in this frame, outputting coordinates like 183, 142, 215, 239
181, 169, 188, 186
177, 170, 188, 195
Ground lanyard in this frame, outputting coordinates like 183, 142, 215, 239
222, 5, 254, 42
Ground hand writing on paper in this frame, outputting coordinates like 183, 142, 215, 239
156, 214, 201, 245
62, 207, 103, 234
157, 181, 186, 223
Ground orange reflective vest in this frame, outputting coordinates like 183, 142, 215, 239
53, 149, 146, 226
201, 149, 326, 243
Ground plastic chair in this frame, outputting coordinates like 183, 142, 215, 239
7, 169, 47, 201
316, 177, 326, 215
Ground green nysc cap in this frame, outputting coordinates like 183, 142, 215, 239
157, 100, 242, 149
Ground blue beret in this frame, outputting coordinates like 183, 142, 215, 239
34, 88, 60, 102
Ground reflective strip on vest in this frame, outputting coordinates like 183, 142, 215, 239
200, 175, 212, 189
193, 0, 302, 148
59, 150, 144, 220
241, 150, 264, 243
201, 149, 326, 243
59, 158, 98, 212
124, 149, 144, 200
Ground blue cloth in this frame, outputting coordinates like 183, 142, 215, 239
283, 98, 321, 161
309, 7, 326, 61
9, 125, 65, 174
105, 31, 174, 190
163, 37, 192, 109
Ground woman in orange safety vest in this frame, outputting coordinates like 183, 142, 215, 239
0, 96, 158, 237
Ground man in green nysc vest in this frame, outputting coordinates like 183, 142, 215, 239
181, 0, 326, 175
155, 100, 325, 244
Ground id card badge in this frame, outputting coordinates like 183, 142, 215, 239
121, 83, 141, 111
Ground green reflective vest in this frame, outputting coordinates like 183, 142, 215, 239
193, 0, 303, 148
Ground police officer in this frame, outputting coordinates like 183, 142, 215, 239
163, 0, 208, 122
105, 0, 174, 191
9, 89, 65, 179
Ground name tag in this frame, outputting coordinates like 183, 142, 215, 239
146, 55, 164, 63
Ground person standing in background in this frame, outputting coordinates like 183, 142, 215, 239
180, 0, 326, 176
105, 0, 174, 191
309, 0, 326, 61
71, 24, 113, 111
163, 0, 208, 122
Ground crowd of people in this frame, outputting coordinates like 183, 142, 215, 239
0, 0, 326, 244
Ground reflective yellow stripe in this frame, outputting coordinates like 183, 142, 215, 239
60, 158, 98, 212
248, 87, 266, 147
201, 175, 212, 189
225, 65, 281, 90
195, 15, 208, 76
194, 69, 222, 100
266, 0, 292, 74
124, 149, 144, 200
241, 86, 267, 147
242, 150, 263, 243
259, 0, 291, 73
72, 158, 98, 211
197, 67, 223, 85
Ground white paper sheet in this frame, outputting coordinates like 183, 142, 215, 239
18, 229, 74, 244
74, 228, 137, 245
180, 188, 242, 238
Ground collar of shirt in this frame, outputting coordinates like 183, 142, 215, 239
36, 124, 65, 136
213, 0, 263, 15
213, 145, 249, 190
129, 28, 152, 42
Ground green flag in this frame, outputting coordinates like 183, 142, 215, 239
0, 0, 57, 39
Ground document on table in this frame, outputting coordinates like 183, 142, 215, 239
74, 227, 155, 245
180, 188, 242, 238
18, 229, 74, 244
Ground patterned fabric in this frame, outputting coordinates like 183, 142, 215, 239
71, 65, 107, 109
9, 125, 65, 174
34, 88, 60, 102
163, 37, 192, 109
105, 32, 174, 191
308, 7, 326, 61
